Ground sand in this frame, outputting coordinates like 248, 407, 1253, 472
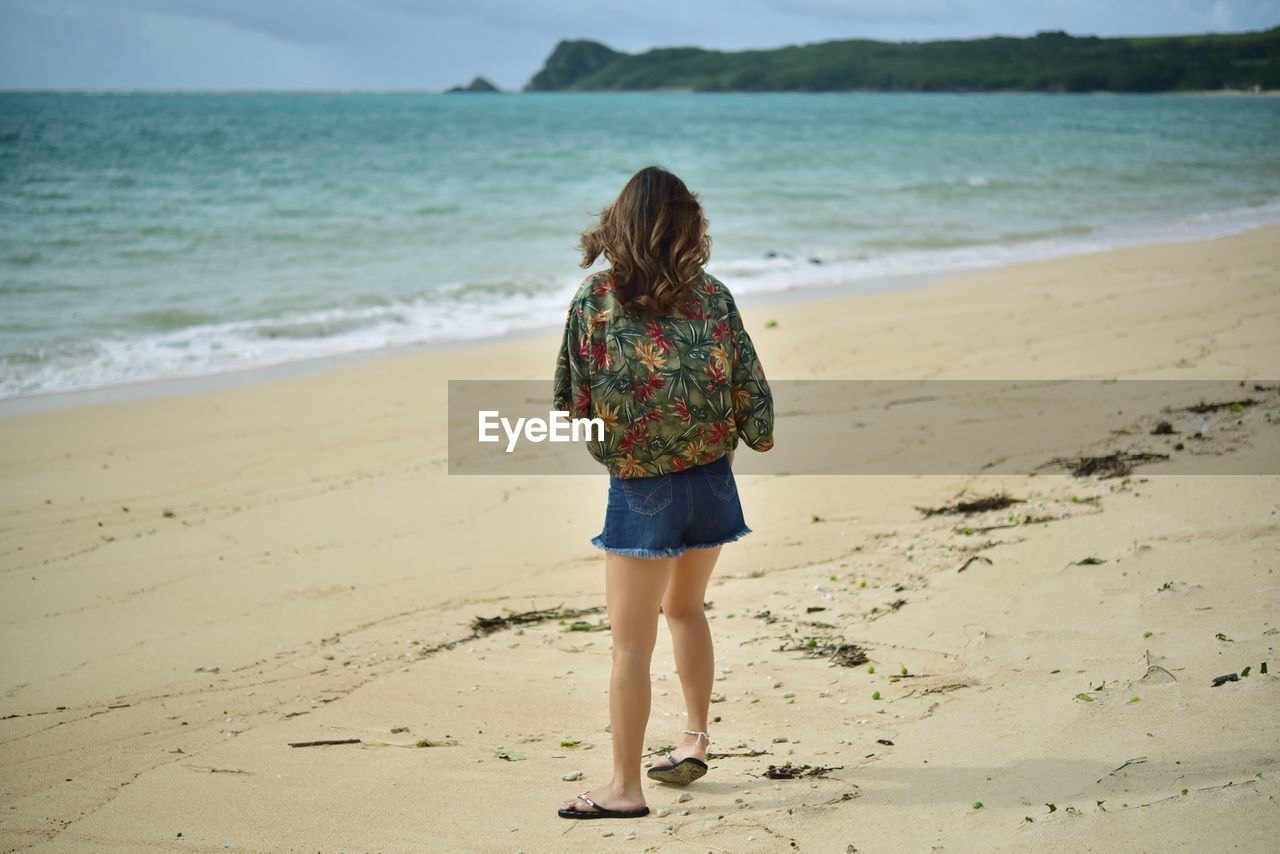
1, 226, 1278, 853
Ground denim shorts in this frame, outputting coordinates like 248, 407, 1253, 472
591, 453, 752, 559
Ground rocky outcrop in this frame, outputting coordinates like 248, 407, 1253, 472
523, 40, 622, 91
445, 76, 500, 94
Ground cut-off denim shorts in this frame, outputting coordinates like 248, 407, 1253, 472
592, 453, 751, 559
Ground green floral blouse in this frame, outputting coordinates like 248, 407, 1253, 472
553, 269, 774, 478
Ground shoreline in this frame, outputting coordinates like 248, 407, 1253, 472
4, 207, 1277, 418
0, 270, 939, 418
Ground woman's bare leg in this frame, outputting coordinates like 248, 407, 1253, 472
561, 552, 674, 814
654, 545, 721, 767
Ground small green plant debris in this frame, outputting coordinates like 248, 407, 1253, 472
1240, 666, 1251, 678
867, 665, 876, 674
805, 637, 817, 648
812, 514, 823, 523
1157, 581, 1172, 592
564, 619, 608, 632
1072, 556, 1106, 566
560, 739, 581, 748
872, 691, 881, 700
765, 319, 779, 329
973, 801, 984, 810
1070, 496, 1100, 505
1215, 632, 1233, 642
860, 579, 867, 588
1129, 695, 1140, 703
1143, 631, 1153, 638
415, 739, 431, 748
900, 665, 909, 676
1262, 662, 1269, 675
1074, 693, 1095, 702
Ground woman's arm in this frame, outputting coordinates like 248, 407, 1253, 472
553, 301, 591, 418
727, 299, 774, 453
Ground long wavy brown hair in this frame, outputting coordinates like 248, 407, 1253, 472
579, 166, 711, 317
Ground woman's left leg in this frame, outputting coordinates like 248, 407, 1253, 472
561, 552, 674, 814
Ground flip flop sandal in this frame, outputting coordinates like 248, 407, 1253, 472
646, 753, 709, 785
557, 790, 650, 820
646, 728, 711, 786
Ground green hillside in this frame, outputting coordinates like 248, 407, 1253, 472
524, 28, 1280, 92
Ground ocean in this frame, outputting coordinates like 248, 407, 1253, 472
1, 91, 1278, 400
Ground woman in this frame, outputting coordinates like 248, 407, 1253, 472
553, 165, 774, 819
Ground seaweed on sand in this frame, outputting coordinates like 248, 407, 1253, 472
781, 636, 869, 667
915, 494, 1023, 517
1182, 398, 1258, 414
762, 762, 843, 780
470, 604, 605, 637
957, 555, 993, 573
1045, 451, 1169, 479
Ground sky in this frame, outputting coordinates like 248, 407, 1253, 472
1, 0, 1277, 91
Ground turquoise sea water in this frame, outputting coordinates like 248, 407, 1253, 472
1, 92, 1278, 399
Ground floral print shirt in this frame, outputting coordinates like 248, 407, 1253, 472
553, 268, 774, 479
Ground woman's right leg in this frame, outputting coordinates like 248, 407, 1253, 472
656, 545, 721, 764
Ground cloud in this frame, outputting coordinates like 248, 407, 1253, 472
762, 0, 964, 24
133, 10, 353, 89
119, 0, 418, 46
1210, 0, 1236, 27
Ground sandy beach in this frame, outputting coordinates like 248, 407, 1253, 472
2, 226, 1278, 852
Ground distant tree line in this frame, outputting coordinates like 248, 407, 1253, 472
524, 28, 1280, 92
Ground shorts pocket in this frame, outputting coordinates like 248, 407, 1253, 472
620, 476, 673, 516
702, 467, 736, 501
